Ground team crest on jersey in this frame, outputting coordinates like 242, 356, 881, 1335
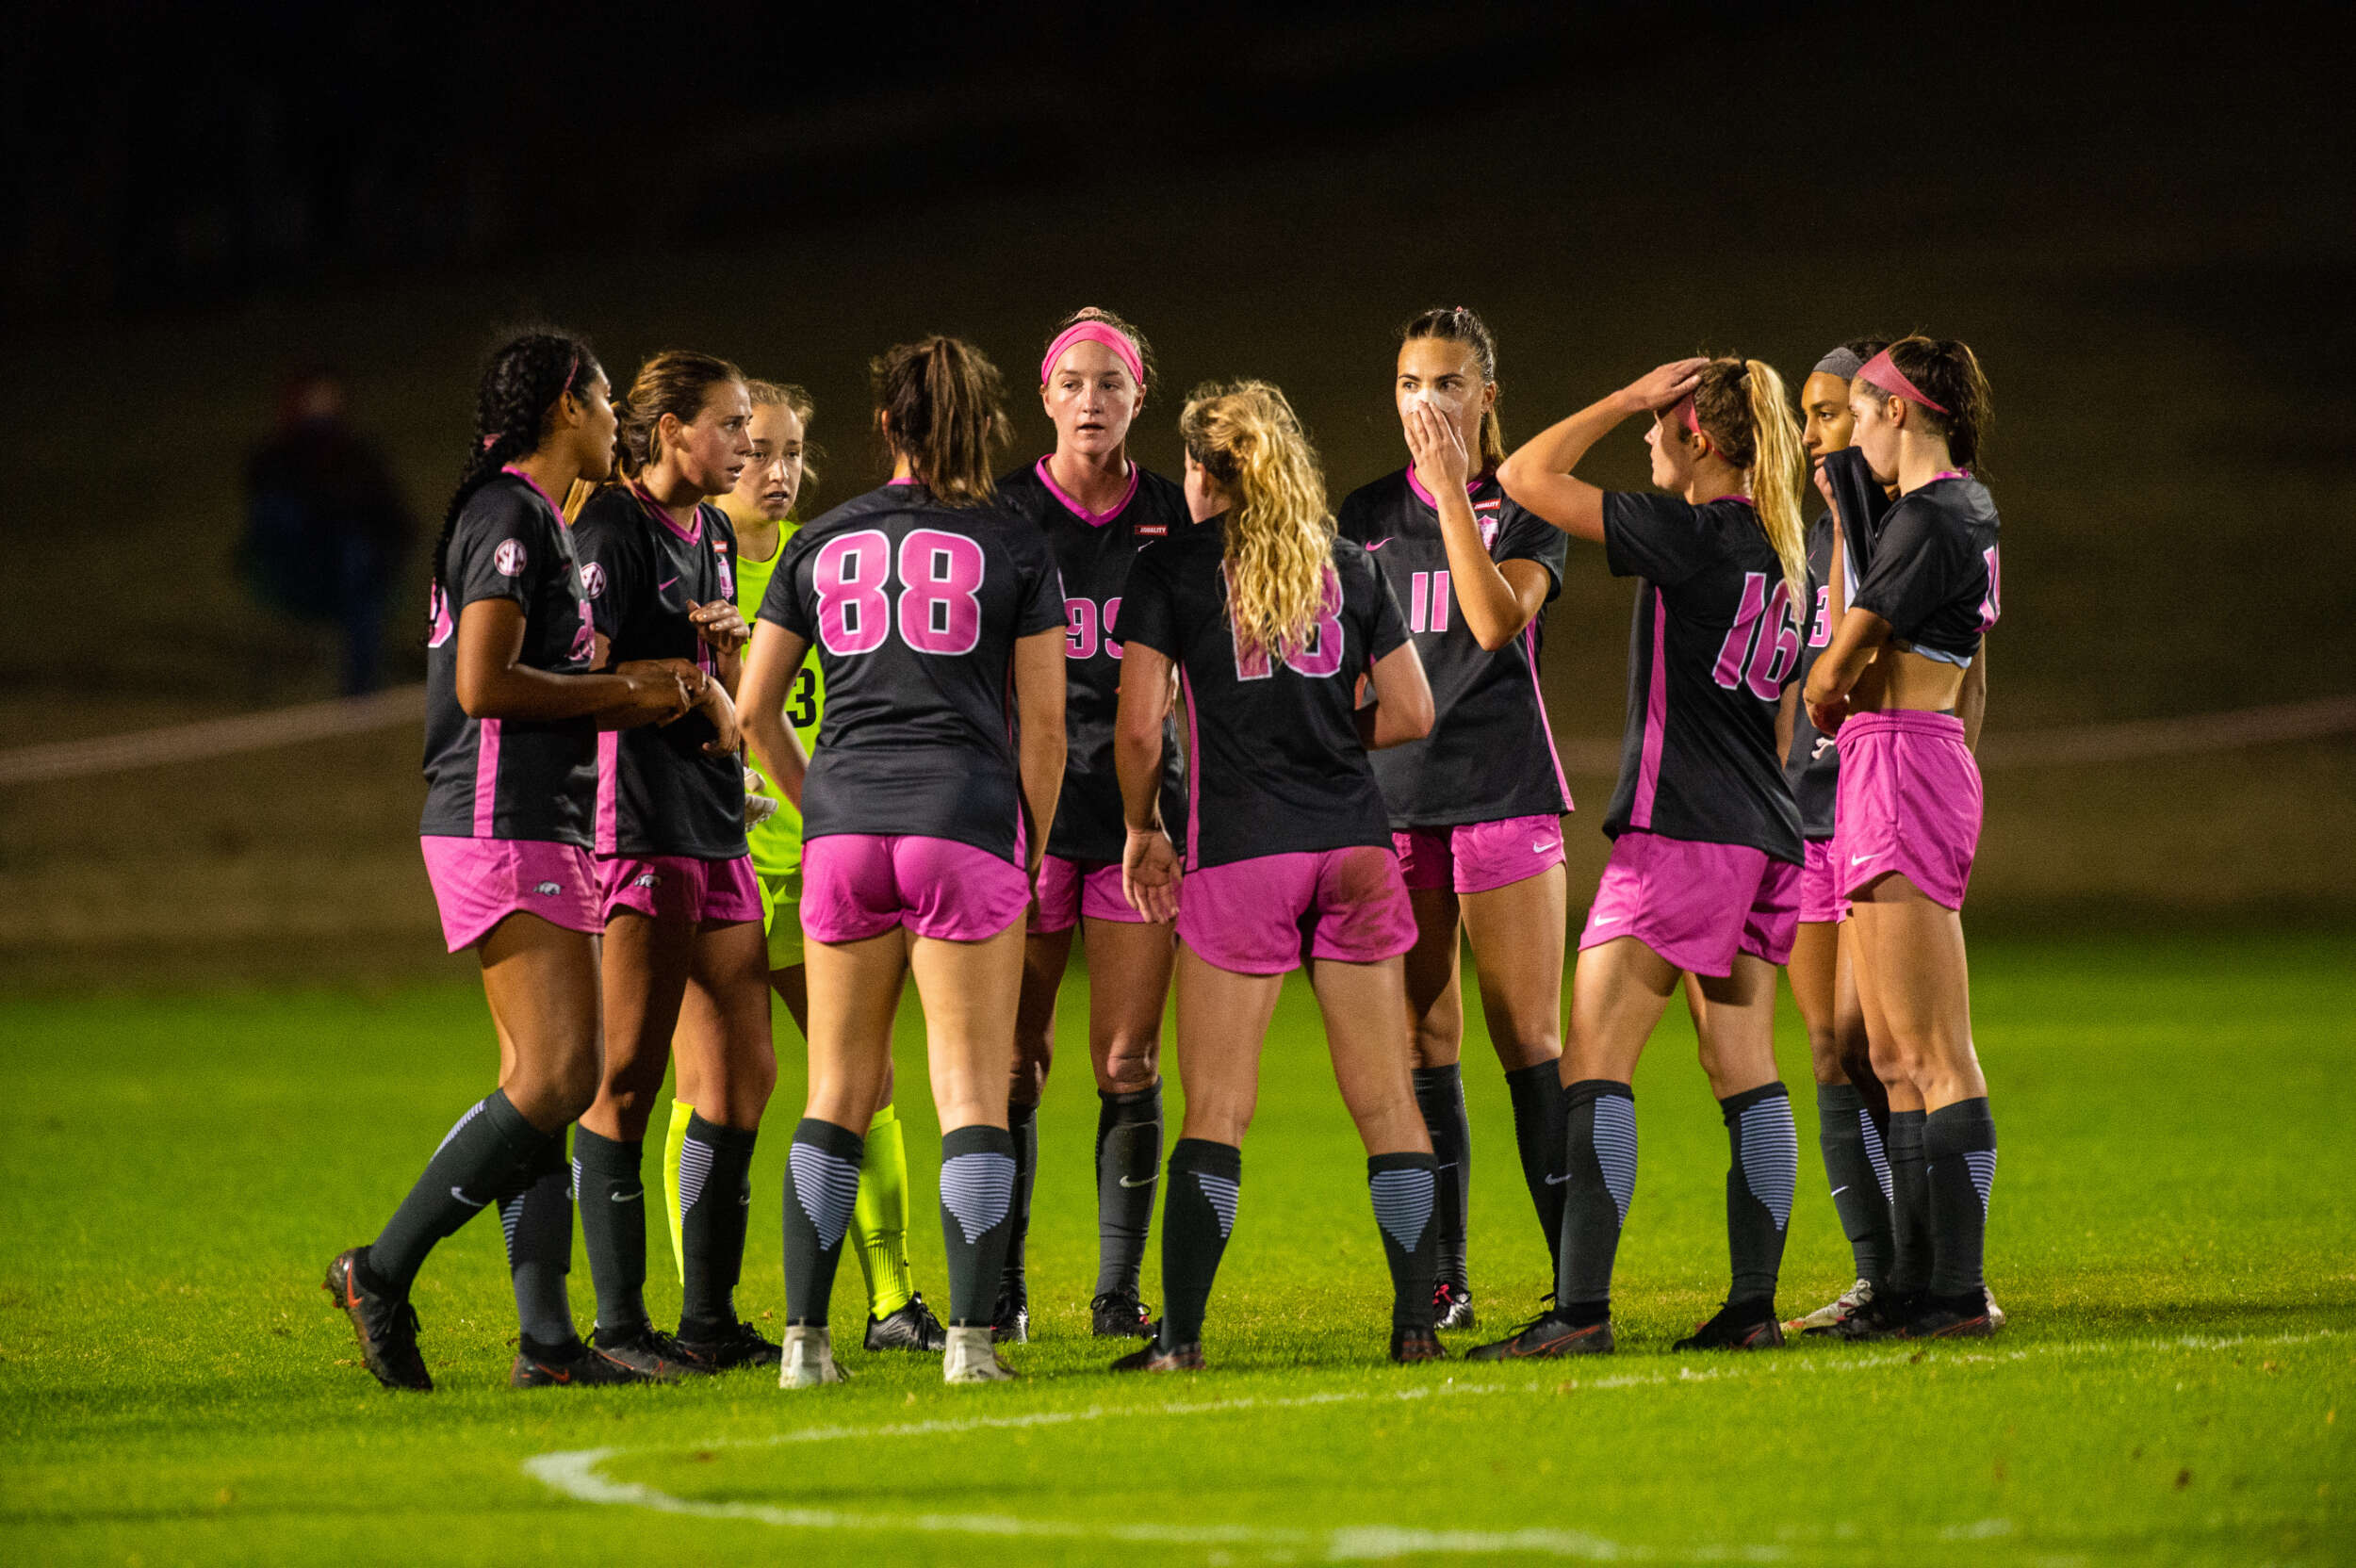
580, 561, 606, 599
493, 538, 528, 577
1479, 517, 1500, 548
716, 555, 735, 599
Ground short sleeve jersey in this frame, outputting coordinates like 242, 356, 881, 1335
1118, 520, 1410, 872
1852, 475, 2002, 663
1599, 493, 1805, 863
994, 458, 1191, 863
571, 485, 748, 861
420, 471, 600, 845
731, 519, 825, 877
1336, 466, 1572, 828
1782, 513, 1841, 841
756, 481, 1067, 865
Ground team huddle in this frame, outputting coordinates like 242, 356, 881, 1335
324, 302, 2004, 1391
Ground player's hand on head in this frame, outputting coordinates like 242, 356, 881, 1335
1405, 401, 1469, 493
689, 599, 749, 653
1121, 826, 1181, 925
1622, 357, 1710, 413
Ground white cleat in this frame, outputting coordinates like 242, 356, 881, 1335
1787, 1278, 1874, 1335
1985, 1285, 2006, 1330
778, 1326, 848, 1388
942, 1324, 1019, 1384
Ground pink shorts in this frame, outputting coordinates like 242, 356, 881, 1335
1797, 838, 1847, 925
1029, 854, 1150, 935
1177, 845, 1416, 975
1579, 830, 1801, 976
420, 836, 602, 953
597, 853, 763, 926
802, 834, 1030, 944
1833, 710, 1982, 910
1393, 813, 1567, 896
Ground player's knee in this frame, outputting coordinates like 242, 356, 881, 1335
1007, 1053, 1050, 1107
1097, 1034, 1158, 1094
1807, 1025, 1846, 1085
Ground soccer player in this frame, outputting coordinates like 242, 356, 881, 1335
996, 307, 1192, 1343
1337, 307, 1572, 1331
326, 330, 698, 1391
666, 381, 947, 1354
1109, 379, 1444, 1372
1472, 355, 1811, 1359
570, 351, 778, 1377
1803, 337, 2004, 1340
739, 335, 1067, 1387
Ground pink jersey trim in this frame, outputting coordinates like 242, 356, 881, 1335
1034, 455, 1138, 529
500, 465, 567, 522
1403, 466, 1483, 511
1521, 622, 1573, 809
886, 475, 921, 486
1181, 667, 1203, 873
630, 482, 704, 544
1632, 589, 1669, 828
595, 729, 619, 856
472, 718, 502, 837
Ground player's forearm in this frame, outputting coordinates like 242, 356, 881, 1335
1434, 498, 1534, 651
1019, 728, 1066, 873
462, 662, 630, 725
1959, 645, 1988, 751
1805, 609, 1890, 710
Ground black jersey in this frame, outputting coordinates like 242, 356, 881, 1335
1599, 493, 1805, 863
1336, 466, 1572, 829
995, 458, 1190, 862
1118, 519, 1410, 872
1853, 474, 2002, 663
420, 471, 600, 844
1822, 445, 1894, 604
572, 485, 748, 860
756, 480, 1066, 865
1783, 514, 1841, 841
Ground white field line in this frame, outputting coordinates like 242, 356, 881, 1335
521, 1327, 2341, 1561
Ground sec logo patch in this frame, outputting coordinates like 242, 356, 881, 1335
493, 538, 529, 577
580, 562, 606, 599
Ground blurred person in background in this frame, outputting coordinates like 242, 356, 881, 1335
240, 367, 416, 694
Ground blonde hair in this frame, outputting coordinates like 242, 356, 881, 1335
743, 378, 820, 506
1691, 357, 1808, 618
1180, 380, 1333, 660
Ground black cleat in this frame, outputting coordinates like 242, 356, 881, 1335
1827, 1289, 1920, 1342
1433, 1280, 1476, 1331
1464, 1312, 1614, 1361
1897, 1295, 1998, 1340
675, 1316, 784, 1370
589, 1324, 710, 1382
511, 1334, 657, 1388
1391, 1324, 1448, 1363
1090, 1288, 1156, 1339
1110, 1339, 1204, 1372
990, 1287, 1030, 1345
1673, 1299, 1785, 1351
322, 1247, 432, 1391
864, 1292, 948, 1352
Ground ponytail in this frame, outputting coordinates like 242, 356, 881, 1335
1179, 380, 1333, 660
609, 350, 744, 484
1873, 335, 1993, 471
1691, 356, 1808, 619
428, 330, 597, 632
872, 335, 1007, 506
1400, 304, 1507, 470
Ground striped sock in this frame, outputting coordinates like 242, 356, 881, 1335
499, 1134, 575, 1348
679, 1114, 759, 1334
1887, 1110, 1932, 1297
1722, 1082, 1797, 1306
939, 1125, 1019, 1329
780, 1118, 863, 1327
1924, 1098, 1998, 1301
1817, 1083, 1895, 1287
1554, 1080, 1635, 1322
372, 1088, 551, 1298
1159, 1138, 1241, 1349
574, 1126, 650, 1341
851, 1103, 914, 1319
1368, 1152, 1440, 1330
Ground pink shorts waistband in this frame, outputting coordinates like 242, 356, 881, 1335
1837, 709, 1966, 744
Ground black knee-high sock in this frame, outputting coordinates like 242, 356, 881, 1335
1554, 1080, 1635, 1323
1504, 1062, 1567, 1266
499, 1134, 575, 1348
1815, 1082, 1894, 1287
1095, 1084, 1163, 1296
370, 1088, 552, 1297
1410, 1066, 1471, 1290
779, 1118, 863, 1326
1000, 1102, 1038, 1302
1368, 1152, 1441, 1331
1722, 1082, 1797, 1307
679, 1114, 759, 1334
1886, 1110, 1931, 1297
1924, 1098, 1998, 1303
1159, 1137, 1241, 1348
572, 1126, 649, 1340
941, 1124, 1020, 1328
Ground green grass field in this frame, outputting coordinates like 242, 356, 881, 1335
3, 930, 2349, 1565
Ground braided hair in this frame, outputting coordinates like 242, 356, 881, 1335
426, 331, 599, 629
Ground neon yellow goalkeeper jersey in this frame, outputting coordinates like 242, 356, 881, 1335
733, 520, 824, 876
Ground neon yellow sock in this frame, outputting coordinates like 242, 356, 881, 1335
853, 1102, 914, 1318
661, 1098, 695, 1285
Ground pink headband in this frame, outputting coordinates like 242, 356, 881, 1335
1855, 348, 1950, 415
1040, 321, 1144, 388
1676, 396, 1701, 436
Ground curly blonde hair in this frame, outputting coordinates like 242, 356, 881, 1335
1180, 380, 1333, 660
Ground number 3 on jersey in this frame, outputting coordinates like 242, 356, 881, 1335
812, 528, 986, 657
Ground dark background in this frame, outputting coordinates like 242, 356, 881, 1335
1, 2, 2350, 984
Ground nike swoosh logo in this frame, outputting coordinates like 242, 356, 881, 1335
1591, 914, 1620, 924
1118, 1175, 1158, 1188
611, 1188, 643, 1203
1366, 538, 1391, 551
450, 1186, 488, 1208
1544, 1172, 1574, 1185
1850, 853, 1882, 867
738, 1193, 752, 1205
658, 576, 679, 591
1830, 1185, 1850, 1198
